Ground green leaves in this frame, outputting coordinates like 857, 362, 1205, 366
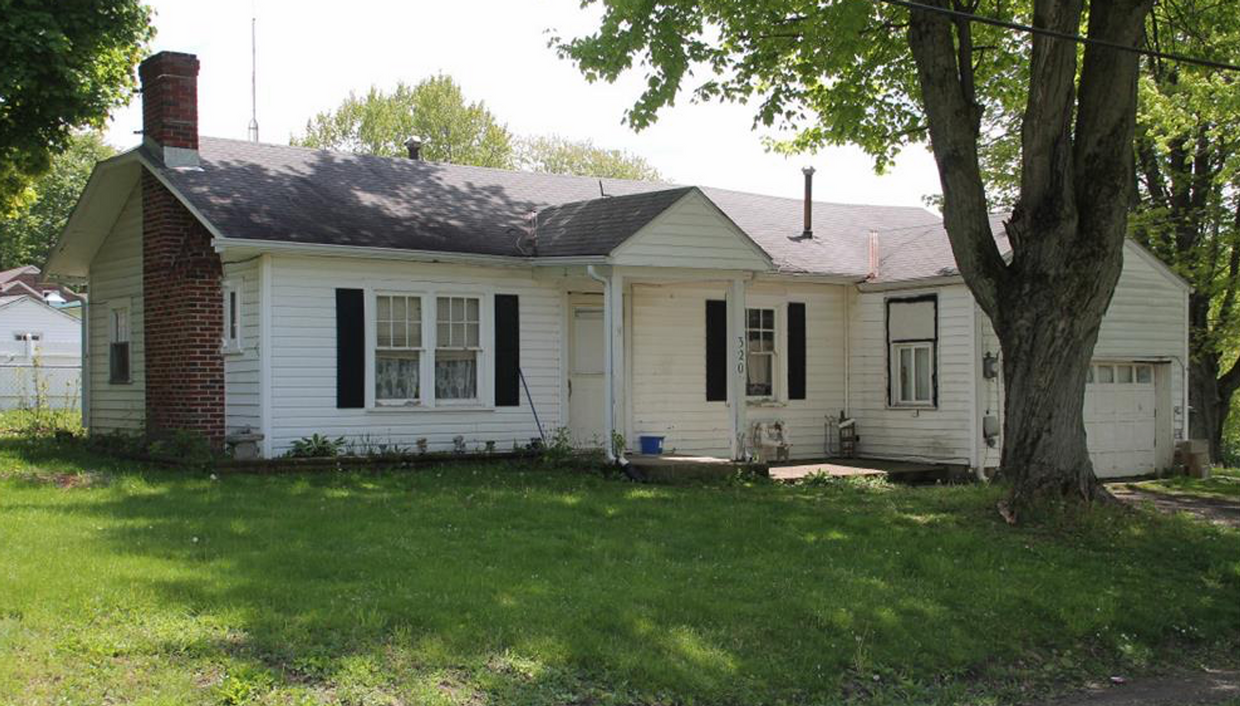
0, 0, 153, 214
293, 75, 667, 180
292, 75, 516, 168
517, 135, 664, 181
0, 131, 114, 270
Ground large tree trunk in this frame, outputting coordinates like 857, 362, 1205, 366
907, 0, 1154, 519
992, 223, 1124, 506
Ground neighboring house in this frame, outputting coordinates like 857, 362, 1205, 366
0, 265, 85, 315
45, 52, 1190, 477
0, 293, 83, 410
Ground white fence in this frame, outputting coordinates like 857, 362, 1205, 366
0, 362, 81, 410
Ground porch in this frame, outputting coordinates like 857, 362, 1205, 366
623, 453, 947, 483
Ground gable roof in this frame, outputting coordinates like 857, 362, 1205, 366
146, 138, 939, 277
0, 265, 40, 284
532, 187, 697, 257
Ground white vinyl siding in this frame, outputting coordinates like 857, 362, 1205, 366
265, 255, 561, 456
628, 280, 846, 459
87, 184, 145, 432
0, 298, 80, 362
608, 190, 771, 271
223, 259, 261, 435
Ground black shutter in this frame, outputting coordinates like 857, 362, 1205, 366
336, 288, 365, 408
494, 294, 520, 406
705, 299, 727, 401
788, 302, 806, 400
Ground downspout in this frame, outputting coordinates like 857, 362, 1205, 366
586, 265, 626, 466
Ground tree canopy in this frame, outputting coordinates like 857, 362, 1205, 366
0, 131, 115, 270
293, 76, 665, 180
293, 75, 516, 168
0, 0, 152, 215
1126, 0, 1240, 459
517, 134, 663, 181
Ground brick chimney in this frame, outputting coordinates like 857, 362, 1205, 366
139, 51, 225, 449
138, 51, 200, 167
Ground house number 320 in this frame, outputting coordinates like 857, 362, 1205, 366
736, 335, 746, 373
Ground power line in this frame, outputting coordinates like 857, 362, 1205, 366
875, 0, 1240, 73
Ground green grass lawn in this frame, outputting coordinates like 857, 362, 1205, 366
0, 438, 1237, 706
1129, 467, 1240, 501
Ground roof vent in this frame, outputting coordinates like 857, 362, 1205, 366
404, 136, 423, 160
801, 166, 816, 239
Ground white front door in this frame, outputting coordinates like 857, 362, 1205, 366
569, 302, 607, 447
1085, 362, 1157, 478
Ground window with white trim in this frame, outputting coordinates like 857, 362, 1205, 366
222, 281, 241, 352
12, 332, 41, 342
435, 296, 481, 401
746, 307, 776, 397
109, 305, 131, 384
375, 294, 423, 405
893, 342, 934, 404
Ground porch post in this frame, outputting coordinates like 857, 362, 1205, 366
609, 272, 626, 456
727, 277, 748, 460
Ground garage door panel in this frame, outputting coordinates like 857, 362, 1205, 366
1085, 362, 1156, 479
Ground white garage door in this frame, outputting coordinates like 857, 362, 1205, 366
1084, 362, 1156, 478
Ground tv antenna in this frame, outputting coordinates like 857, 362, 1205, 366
247, 5, 259, 143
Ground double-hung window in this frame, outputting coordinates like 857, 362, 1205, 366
746, 307, 776, 398
435, 296, 481, 402
109, 305, 131, 384
887, 295, 937, 407
893, 342, 934, 404
375, 295, 423, 405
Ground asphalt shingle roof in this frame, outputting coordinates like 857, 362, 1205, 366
532, 187, 698, 257
155, 137, 946, 278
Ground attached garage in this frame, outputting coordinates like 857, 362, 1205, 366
1084, 362, 1161, 478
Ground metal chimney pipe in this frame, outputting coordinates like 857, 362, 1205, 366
404, 136, 423, 160
801, 166, 816, 238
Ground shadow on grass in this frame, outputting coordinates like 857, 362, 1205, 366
2, 437, 1239, 704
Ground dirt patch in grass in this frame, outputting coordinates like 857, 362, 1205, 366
1109, 484, 1240, 528
1046, 666, 1240, 705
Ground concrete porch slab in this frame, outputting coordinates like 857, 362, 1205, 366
768, 458, 945, 482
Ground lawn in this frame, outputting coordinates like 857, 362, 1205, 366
1129, 467, 1240, 501
0, 438, 1237, 706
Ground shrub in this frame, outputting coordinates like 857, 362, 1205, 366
287, 433, 346, 458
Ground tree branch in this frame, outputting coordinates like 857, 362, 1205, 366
907, 0, 1008, 322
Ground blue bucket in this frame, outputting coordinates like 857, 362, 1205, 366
638, 435, 665, 455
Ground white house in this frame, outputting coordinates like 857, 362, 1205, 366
0, 293, 83, 410
45, 51, 1190, 478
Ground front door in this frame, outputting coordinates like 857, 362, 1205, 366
569, 300, 606, 447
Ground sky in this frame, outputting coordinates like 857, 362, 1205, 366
104, 0, 943, 210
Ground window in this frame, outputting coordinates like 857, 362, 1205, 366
435, 296, 480, 401
893, 342, 934, 404
887, 295, 937, 407
222, 282, 241, 352
375, 294, 422, 405
109, 306, 130, 384
1097, 365, 1114, 384
1135, 365, 1153, 384
746, 308, 776, 397
12, 332, 41, 342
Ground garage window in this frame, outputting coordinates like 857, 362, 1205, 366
1089, 364, 1154, 385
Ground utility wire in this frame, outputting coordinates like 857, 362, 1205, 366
875, 0, 1240, 72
